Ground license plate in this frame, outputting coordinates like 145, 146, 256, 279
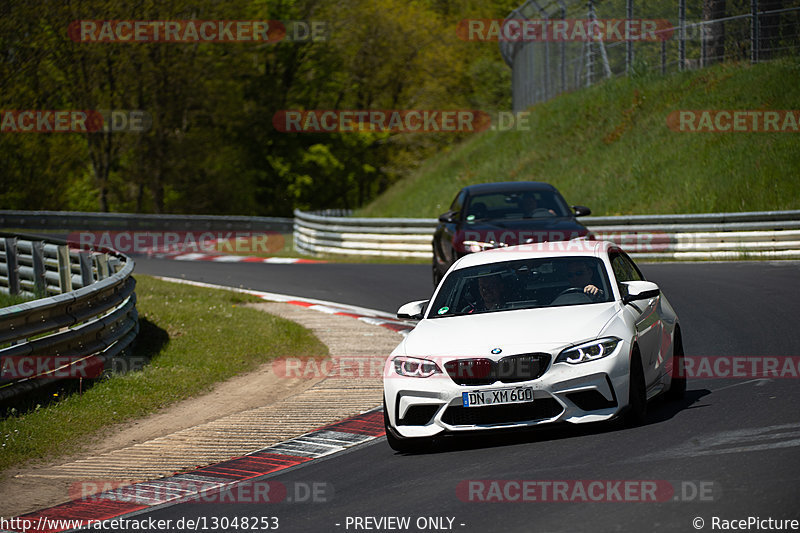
462, 387, 534, 407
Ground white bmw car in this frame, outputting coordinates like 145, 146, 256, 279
383, 240, 686, 452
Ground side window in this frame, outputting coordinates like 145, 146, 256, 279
610, 250, 644, 296
449, 191, 466, 217
610, 252, 633, 295
620, 251, 644, 281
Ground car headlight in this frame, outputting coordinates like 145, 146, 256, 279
556, 337, 621, 364
463, 240, 509, 253
393, 356, 442, 378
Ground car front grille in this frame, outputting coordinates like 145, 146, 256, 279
444, 353, 551, 386
441, 398, 562, 426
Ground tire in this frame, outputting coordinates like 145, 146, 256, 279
383, 399, 433, 453
624, 351, 647, 427
665, 329, 687, 401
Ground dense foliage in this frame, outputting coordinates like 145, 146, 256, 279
0, 0, 517, 215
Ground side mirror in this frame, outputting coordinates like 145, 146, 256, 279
621, 281, 660, 304
572, 205, 591, 217
438, 211, 457, 223
397, 300, 429, 320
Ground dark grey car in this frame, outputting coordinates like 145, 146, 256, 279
432, 181, 591, 286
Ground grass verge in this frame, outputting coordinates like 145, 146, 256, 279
0, 293, 33, 308
356, 58, 800, 218
0, 275, 327, 473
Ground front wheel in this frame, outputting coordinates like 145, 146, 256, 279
624, 351, 647, 427
665, 330, 687, 401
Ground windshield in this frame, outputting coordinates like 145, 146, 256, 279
428, 257, 613, 318
464, 191, 571, 221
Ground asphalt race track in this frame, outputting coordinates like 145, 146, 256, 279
124, 258, 800, 533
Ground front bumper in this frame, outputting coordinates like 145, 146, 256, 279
384, 343, 630, 439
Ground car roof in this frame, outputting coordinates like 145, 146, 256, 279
461, 181, 558, 195
451, 239, 616, 270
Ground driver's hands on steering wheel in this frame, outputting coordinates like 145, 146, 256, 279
584, 284, 601, 297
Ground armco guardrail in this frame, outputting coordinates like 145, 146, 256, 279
0, 232, 137, 401
294, 209, 800, 260
0, 210, 293, 233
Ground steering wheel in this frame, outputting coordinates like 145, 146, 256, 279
460, 302, 477, 314
557, 287, 586, 297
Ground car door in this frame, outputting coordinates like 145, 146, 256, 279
610, 250, 664, 389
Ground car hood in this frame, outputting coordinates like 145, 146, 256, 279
455, 218, 590, 249
403, 303, 620, 357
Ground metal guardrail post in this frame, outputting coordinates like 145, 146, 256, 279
626, 0, 634, 74
701, 21, 707, 67
529, 1, 550, 101
4, 237, 20, 295
31, 240, 46, 297
751, 0, 760, 63
679, 0, 686, 71
78, 251, 94, 287
95, 253, 110, 280
585, 1, 594, 87
57, 244, 73, 293
558, 1, 566, 92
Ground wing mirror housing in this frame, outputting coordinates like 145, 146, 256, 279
572, 205, 592, 217
397, 300, 428, 320
438, 211, 457, 223
621, 281, 660, 304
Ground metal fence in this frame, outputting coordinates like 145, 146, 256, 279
0, 210, 293, 233
502, 0, 800, 111
0, 232, 137, 401
294, 209, 800, 260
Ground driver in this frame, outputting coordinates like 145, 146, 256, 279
520, 192, 556, 217
566, 261, 604, 299
477, 274, 505, 311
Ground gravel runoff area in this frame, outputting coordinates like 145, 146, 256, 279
0, 301, 401, 518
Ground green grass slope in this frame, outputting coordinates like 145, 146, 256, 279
358, 58, 800, 217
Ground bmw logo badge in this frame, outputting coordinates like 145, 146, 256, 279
491, 348, 502, 354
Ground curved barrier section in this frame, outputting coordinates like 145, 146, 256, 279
0, 232, 137, 401
294, 209, 435, 258
294, 209, 800, 260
